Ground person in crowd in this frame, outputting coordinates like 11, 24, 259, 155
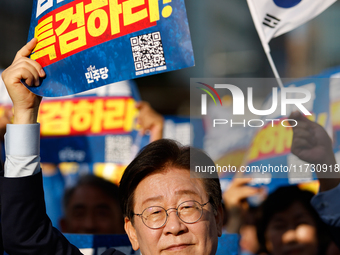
0, 39, 224, 255
256, 185, 333, 255
60, 174, 125, 234
289, 111, 340, 248
0, 42, 164, 232
253, 112, 340, 255
40, 100, 164, 231
221, 111, 340, 255
136, 101, 164, 143
223, 178, 263, 255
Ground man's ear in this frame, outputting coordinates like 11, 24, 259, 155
215, 205, 224, 237
124, 217, 140, 251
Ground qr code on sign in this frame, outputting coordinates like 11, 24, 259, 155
131, 32, 166, 71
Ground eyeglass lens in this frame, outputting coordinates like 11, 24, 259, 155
141, 200, 204, 229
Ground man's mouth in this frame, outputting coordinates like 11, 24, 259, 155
163, 243, 193, 251
283, 246, 305, 255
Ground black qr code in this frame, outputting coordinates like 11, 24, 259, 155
130, 32, 166, 71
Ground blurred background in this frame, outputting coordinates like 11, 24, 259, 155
1, 0, 340, 114
2, 2, 340, 254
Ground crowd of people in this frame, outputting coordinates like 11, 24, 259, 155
0, 39, 340, 255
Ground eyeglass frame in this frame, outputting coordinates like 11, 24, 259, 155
133, 200, 210, 229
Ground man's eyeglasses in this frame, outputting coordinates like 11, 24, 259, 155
133, 200, 210, 229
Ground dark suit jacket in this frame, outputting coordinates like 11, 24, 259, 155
0, 164, 4, 254
0, 172, 125, 255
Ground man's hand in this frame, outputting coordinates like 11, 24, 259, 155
289, 111, 340, 191
136, 101, 164, 142
290, 111, 334, 165
1, 38, 45, 124
223, 178, 262, 212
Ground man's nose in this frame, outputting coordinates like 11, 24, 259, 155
163, 210, 188, 235
282, 229, 298, 244
82, 214, 97, 234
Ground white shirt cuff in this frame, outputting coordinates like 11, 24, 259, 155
4, 123, 41, 177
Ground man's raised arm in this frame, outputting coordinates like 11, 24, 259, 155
0, 39, 82, 255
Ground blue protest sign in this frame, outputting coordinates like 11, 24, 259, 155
245, 77, 331, 193
27, 0, 194, 97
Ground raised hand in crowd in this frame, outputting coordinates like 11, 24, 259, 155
289, 111, 340, 192
223, 177, 264, 255
1, 38, 45, 125
222, 177, 263, 233
136, 101, 164, 142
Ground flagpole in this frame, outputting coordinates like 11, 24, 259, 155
246, 0, 284, 89
265, 51, 284, 88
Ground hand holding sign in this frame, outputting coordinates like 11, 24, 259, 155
289, 111, 334, 166
1, 38, 45, 124
26, 0, 194, 97
289, 111, 340, 191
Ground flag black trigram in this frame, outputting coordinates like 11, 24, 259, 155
263, 14, 281, 29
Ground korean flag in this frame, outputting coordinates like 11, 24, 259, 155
247, 0, 337, 44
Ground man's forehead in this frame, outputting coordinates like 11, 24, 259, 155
134, 169, 209, 206
140, 189, 204, 206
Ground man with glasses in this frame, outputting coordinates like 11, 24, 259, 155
119, 139, 224, 255
0, 39, 224, 254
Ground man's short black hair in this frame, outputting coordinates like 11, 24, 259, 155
119, 139, 222, 221
63, 174, 121, 211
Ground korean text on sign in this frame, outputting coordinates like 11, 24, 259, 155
31, 0, 171, 67
85, 65, 109, 83
38, 97, 138, 136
